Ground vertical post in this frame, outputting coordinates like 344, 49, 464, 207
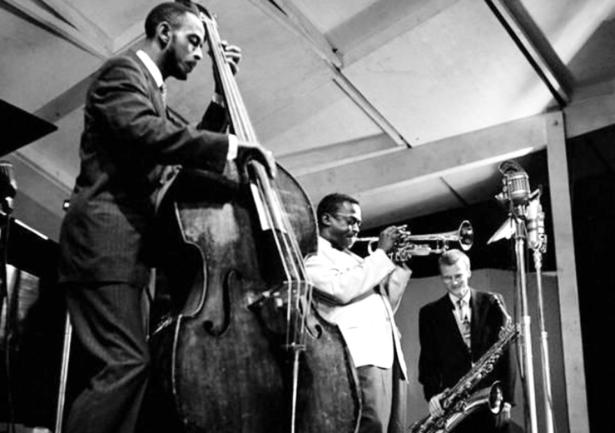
545, 111, 589, 433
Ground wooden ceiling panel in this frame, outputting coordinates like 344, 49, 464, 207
567, 17, 615, 86
343, 0, 553, 146
65, 0, 152, 38
0, 7, 100, 112
265, 87, 383, 155
441, 163, 503, 204
519, 0, 615, 65
170, 0, 384, 155
292, 0, 375, 34
356, 179, 462, 229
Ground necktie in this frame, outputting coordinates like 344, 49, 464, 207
160, 83, 167, 107
457, 298, 471, 349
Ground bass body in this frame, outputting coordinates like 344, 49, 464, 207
147, 166, 360, 433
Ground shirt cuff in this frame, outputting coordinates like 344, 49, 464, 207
227, 134, 238, 160
212, 92, 226, 107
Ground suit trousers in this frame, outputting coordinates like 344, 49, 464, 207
357, 356, 407, 433
65, 282, 150, 433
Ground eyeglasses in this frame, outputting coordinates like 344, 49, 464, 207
330, 213, 362, 228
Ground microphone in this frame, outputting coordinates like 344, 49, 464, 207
495, 160, 531, 206
526, 199, 539, 249
0, 161, 17, 213
527, 197, 546, 252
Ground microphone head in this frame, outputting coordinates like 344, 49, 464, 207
497, 160, 530, 205
0, 161, 17, 199
505, 171, 530, 205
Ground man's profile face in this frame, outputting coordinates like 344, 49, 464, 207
324, 201, 362, 250
440, 260, 471, 298
165, 12, 205, 80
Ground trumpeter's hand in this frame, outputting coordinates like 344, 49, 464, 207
377, 225, 402, 253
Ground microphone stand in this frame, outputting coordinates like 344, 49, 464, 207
1, 199, 16, 433
530, 203, 555, 433
510, 204, 539, 433
0, 199, 12, 319
54, 312, 73, 433
55, 199, 73, 433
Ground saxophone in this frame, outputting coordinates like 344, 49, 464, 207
410, 295, 519, 433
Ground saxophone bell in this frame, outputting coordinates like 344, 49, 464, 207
439, 382, 504, 433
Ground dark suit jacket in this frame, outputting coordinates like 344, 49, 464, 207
418, 289, 516, 404
59, 51, 230, 286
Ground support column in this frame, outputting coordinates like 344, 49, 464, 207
545, 111, 589, 433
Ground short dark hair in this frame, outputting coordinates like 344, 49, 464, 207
144, 2, 199, 39
438, 248, 471, 270
316, 193, 359, 225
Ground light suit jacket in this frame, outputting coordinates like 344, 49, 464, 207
305, 237, 412, 379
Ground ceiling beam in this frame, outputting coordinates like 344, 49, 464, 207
485, 0, 573, 107
297, 112, 549, 204
34, 24, 148, 123
38, 0, 112, 50
332, 70, 410, 147
279, 133, 397, 174
248, 0, 342, 67
113, 20, 145, 54
1, 0, 110, 59
35, 74, 93, 123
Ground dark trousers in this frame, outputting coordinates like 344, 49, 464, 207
65, 282, 150, 433
357, 359, 407, 433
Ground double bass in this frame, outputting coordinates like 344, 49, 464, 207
148, 3, 361, 432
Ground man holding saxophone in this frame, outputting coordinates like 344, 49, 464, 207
305, 192, 412, 433
417, 249, 516, 433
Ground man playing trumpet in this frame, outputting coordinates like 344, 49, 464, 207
305, 193, 412, 433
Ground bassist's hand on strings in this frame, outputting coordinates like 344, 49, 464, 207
237, 140, 277, 179
211, 41, 242, 95
220, 41, 241, 73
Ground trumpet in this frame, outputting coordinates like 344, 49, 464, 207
356, 220, 474, 262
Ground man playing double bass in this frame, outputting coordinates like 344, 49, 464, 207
57, 2, 275, 433
305, 193, 412, 433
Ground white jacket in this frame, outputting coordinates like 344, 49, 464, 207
305, 237, 411, 378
